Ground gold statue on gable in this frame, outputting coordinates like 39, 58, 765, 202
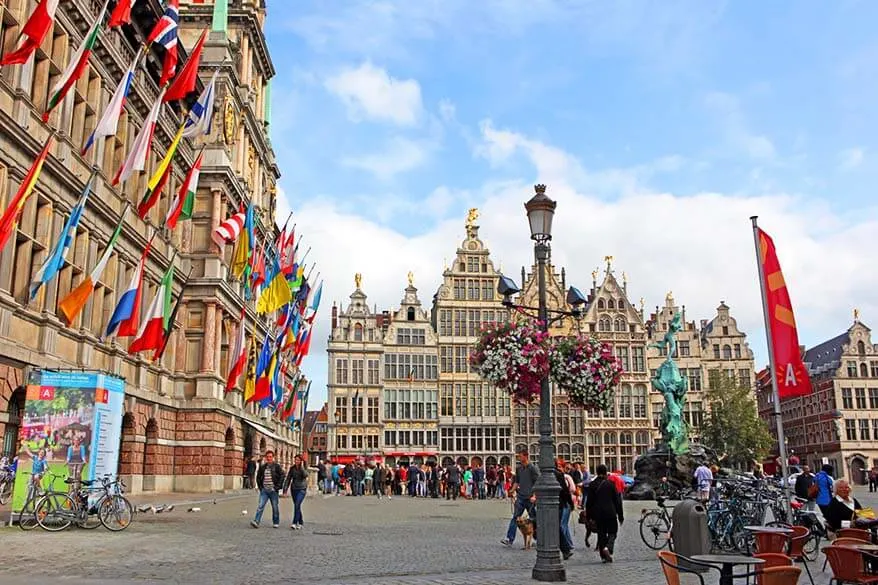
407, 271, 415, 286
355, 273, 362, 289
466, 208, 480, 228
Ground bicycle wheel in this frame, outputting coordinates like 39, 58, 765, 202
36, 492, 75, 532
76, 497, 102, 530
99, 494, 133, 531
802, 532, 820, 561
0, 480, 11, 505
18, 494, 39, 531
639, 511, 671, 550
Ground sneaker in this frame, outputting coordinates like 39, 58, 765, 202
599, 548, 610, 562
273, 524, 279, 529
500, 539, 512, 547
562, 551, 574, 560
290, 524, 296, 529
250, 521, 259, 528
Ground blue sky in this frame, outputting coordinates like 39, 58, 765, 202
264, 0, 878, 409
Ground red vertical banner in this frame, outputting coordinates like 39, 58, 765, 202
757, 228, 813, 398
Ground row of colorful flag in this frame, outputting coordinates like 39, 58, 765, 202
0, 0, 322, 422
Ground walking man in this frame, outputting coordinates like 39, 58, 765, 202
585, 464, 623, 562
501, 447, 539, 547
250, 450, 283, 528
694, 462, 713, 502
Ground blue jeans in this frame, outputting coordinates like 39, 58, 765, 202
323, 478, 333, 493
254, 489, 279, 525
560, 505, 573, 551
291, 489, 306, 525
506, 494, 536, 543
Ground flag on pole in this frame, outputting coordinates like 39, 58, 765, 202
128, 262, 174, 354
231, 203, 253, 279
225, 306, 247, 392
43, 2, 107, 122
137, 123, 183, 218
252, 331, 273, 404
754, 225, 813, 399
108, 0, 134, 27
164, 28, 207, 102
212, 210, 245, 246
0, 0, 60, 66
166, 150, 202, 228
82, 52, 140, 155
0, 138, 53, 253
153, 273, 187, 361
146, 0, 179, 86
113, 87, 165, 185
106, 240, 151, 337
29, 171, 96, 299
59, 211, 125, 325
243, 332, 257, 402
256, 257, 292, 314
182, 69, 217, 138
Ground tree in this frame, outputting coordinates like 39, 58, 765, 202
699, 374, 772, 469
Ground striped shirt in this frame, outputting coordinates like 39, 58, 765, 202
263, 468, 275, 491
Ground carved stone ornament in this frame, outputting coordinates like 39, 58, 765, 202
223, 96, 237, 145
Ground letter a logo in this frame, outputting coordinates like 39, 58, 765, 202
785, 363, 798, 386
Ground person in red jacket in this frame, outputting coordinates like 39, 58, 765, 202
608, 470, 625, 494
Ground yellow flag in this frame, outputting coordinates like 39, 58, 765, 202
255, 272, 292, 314
243, 335, 256, 403
231, 229, 250, 279
147, 124, 185, 191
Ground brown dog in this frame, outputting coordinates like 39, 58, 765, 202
516, 516, 535, 550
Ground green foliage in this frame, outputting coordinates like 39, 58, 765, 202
700, 374, 772, 469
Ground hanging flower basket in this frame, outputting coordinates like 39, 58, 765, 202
469, 321, 550, 403
549, 336, 623, 410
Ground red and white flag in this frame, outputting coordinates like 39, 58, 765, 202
212, 211, 245, 246
225, 307, 248, 392
129, 264, 174, 354
108, 0, 135, 27
113, 88, 165, 185
1, 0, 60, 66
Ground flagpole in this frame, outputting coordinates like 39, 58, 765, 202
750, 215, 792, 520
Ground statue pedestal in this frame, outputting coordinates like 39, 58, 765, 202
627, 444, 719, 500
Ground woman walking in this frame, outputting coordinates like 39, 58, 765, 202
585, 464, 623, 563
284, 455, 309, 530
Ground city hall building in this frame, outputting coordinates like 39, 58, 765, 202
0, 0, 300, 493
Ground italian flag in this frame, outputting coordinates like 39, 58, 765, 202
42, 4, 106, 123
128, 262, 174, 354
166, 150, 202, 229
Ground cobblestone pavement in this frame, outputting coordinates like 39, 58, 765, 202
2, 488, 871, 585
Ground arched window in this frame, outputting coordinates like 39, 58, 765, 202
604, 431, 617, 445
557, 443, 571, 461
862, 363, 869, 378
599, 316, 612, 332
614, 318, 626, 332
858, 341, 866, 355
722, 344, 732, 360
597, 299, 605, 309
354, 323, 363, 341
572, 443, 585, 461
407, 307, 415, 321
607, 299, 615, 309
588, 432, 601, 446
618, 298, 625, 309
635, 431, 650, 446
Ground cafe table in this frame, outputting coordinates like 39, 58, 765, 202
691, 554, 765, 585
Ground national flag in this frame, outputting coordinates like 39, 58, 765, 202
0, 138, 52, 253
256, 266, 291, 314
108, 0, 134, 28
153, 275, 186, 361
182, 69, 217, 138
212, 210, 245, 246
82, 52, 140, 155
113, 87, 165, 185
146, 0, 178, 86
137, 123, 183, 218
243, 332, 257, 402
59, 211, 125, 325
43, 3, 106, 122
231, 203, 253, 279
164, 28, 206, 102
29, 171, 96, 300
166, 150, 201, 228
250, 240, 266, 289
225, 306, 247, 392
128, 262, 174, 353
106, 241, 151, 337
755, 226, 813, 399
252, 331, 273, 404
305, 280, 323, 324
280, 379, 297, 421
0, 0, 60, 66
280, 226, 295, 277
407, 367, 415, 383
295, 328, 312, 366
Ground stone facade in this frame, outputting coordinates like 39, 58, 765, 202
326, 213, 756, 473
757, 316, 878, 485
0, 0, 300, 493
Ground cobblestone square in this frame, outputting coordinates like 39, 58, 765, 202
3, 488, 867, 585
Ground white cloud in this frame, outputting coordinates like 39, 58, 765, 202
342, 136, 430, 179
282, 125, 877, 408
704, 91, 777, 160
324, 61, 423, 126
839, 147, 865, 170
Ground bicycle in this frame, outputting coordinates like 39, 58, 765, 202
766, 497, 825, 561
639, 495, 674, 550
17, 471, 65, 530
0, 464, 14, 505
35, 475, 133, 532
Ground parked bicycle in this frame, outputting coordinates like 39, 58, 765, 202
17, 471, 66, 530
0, 463, 14, 505
35, 475, 133, 532
640, 495, 675, 550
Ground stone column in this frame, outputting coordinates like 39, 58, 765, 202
214, 304, 223, 379
202, 301, 216, 373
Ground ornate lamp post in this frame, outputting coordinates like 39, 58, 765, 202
499, 185, 587, 582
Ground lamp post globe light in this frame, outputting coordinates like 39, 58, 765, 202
496, 184, 579, 582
